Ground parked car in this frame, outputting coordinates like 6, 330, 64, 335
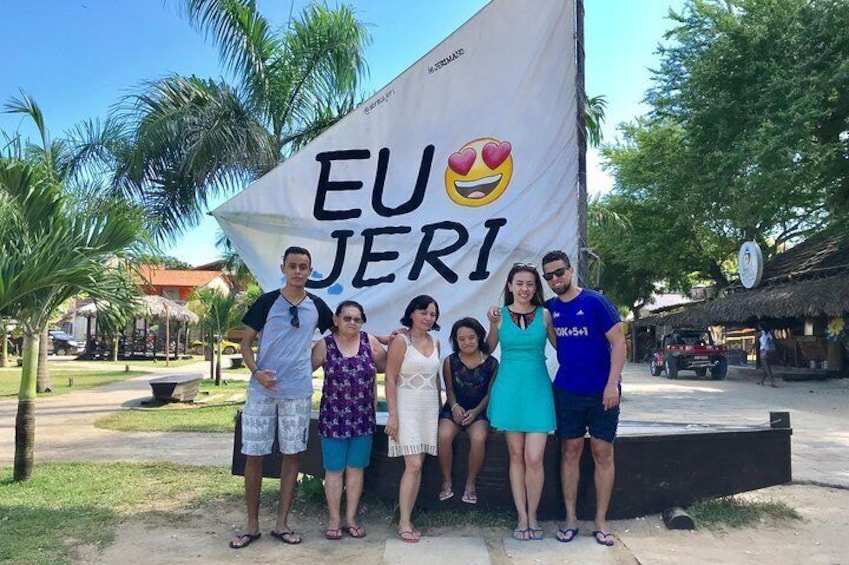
650, 329, 728, 380
191, 339, 239, 355
49, 330, 85, 356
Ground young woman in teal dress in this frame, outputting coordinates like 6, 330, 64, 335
486, 263, 556, 541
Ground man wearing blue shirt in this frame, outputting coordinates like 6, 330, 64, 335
542, 250, 626, 547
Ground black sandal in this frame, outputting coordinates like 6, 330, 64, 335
229, 532, 261, 549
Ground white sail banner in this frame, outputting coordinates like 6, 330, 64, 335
213, 0, 579, 337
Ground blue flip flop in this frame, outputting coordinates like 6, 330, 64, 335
592, 530, 615, 546
556, 527, 578, 543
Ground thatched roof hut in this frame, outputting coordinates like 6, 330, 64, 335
637, 230, 849, 328
138, 295, 199, 324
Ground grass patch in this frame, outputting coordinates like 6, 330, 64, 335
294, 473, 511, 530
93, 379, 329, 433
95, 380, 249, 433
414, 507, 513, 529
688, 496, 801, 529
0, 462, 244, 565
0, 366, 145, 397
95, 404, 243, 432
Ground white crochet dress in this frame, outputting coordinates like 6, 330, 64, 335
388, 335, 440, 457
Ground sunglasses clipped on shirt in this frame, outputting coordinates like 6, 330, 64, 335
289, 305, 300, 328
542, 267, 570, 281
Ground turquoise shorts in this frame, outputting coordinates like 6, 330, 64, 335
320, 435, 373, 471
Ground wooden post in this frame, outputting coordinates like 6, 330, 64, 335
770, 411, 791, 429
662, 507, 695, 530
827, 340, 841, 372
165, 305, 170, 367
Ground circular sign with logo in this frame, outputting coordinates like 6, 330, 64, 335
738, 241, 763, 289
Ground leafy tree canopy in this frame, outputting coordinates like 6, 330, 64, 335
598, 0, 849, 312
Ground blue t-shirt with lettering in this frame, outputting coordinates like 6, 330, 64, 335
545, 289, 620, 395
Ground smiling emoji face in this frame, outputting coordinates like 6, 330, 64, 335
445, 137, 513, 207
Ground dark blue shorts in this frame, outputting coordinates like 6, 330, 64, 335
553, 387, 619, 443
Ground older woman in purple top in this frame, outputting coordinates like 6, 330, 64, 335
311, 301, 386, 540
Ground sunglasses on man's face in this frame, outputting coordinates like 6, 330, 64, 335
289, 305, 300, 328
542, 267, 570, 281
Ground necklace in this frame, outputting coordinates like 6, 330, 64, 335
507, 307, 536, 329
279, 289, 306, 306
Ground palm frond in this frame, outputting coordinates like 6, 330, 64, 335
117, 75, 274, 235
180, 0, 278, 93
3, 90, 48, 151
585, 94, 608, 148
268, 3, 371, 150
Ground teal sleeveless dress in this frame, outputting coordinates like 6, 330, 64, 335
487, 306, 555, 432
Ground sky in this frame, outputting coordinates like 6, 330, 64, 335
1, 0, 684, 266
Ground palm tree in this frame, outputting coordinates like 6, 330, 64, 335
0, 102, 144, 482
193, 287, 241, 385
585, 94, 608, 148
107, 0, 370, 237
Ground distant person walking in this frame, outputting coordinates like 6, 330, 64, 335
231, 246, 333, 550
758, 324, 777, 387
541, 250, 626, 547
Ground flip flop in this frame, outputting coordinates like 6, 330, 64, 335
592, 530, 615, 546
556, 527, 578, 543
461, 489, 478, 504
530, 526, 544, 540
511, 528, 529, 541
325, 528, 342, 540
229, 532, 261, 549
271, 530, 302, 545
397, 530, 419, 543
438, 485, 454, 501
344, 525, 367, 538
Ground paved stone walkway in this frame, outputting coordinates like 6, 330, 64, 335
2, 359, 848, 564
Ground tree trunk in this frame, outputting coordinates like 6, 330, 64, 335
209, 328, 214, 379
1, 318, 8, 368
14, 332, 39, 481
111, 334, 120, 362
36, 327, 51, 393
215, 342, 222, 386
165, 310, 171, 367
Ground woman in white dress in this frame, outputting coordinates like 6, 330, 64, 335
384, 295, 441, 543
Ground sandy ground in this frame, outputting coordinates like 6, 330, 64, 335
3, 359, 849, 564
72, 483, 849, 565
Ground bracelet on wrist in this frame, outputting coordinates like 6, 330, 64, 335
451, 402, 459, 411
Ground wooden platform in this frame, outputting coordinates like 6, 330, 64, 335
149, 373, 203, 402
232, 412, 792, 520
231, 411, 791, 520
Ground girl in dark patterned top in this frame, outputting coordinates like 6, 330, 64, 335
311, 301, 386, 540
437, 317, 498, 505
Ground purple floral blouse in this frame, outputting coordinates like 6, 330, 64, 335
318, 331, 377, 438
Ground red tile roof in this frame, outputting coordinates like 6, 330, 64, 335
138, 265, 227, 288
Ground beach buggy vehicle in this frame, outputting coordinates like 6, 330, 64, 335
650, 329, 728, 380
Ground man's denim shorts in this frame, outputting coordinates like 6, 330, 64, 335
553, 387, 619, 444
